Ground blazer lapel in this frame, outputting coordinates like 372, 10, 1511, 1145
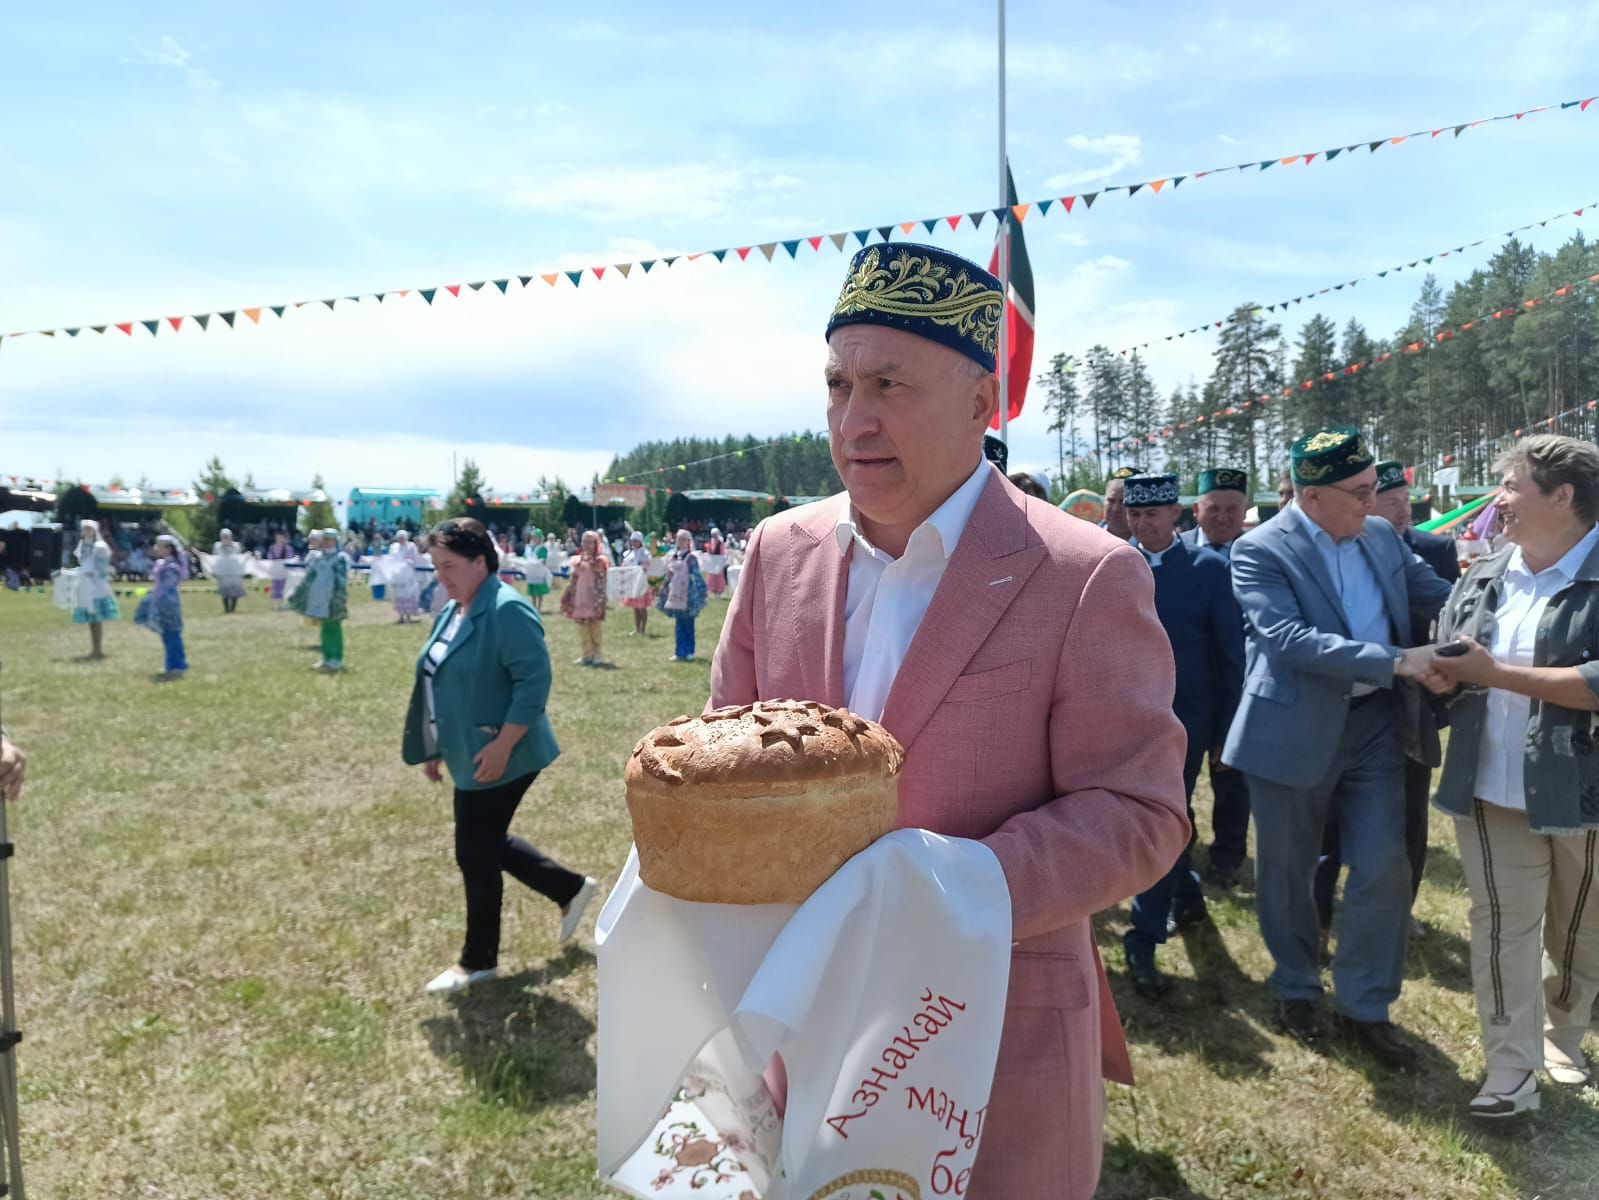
879, 475, 1045, 751
1361, 527, 1408, 637
441, 577, 495, 664
787, 497, 849, 707
1280, 514, 1348, 634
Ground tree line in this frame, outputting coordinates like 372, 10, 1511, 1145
1039, 232, 1599, 493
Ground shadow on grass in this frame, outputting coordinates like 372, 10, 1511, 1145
1402, 921, 1473, 992
1098, 1136, 1217, 1200
1096, 914, 1276, 1081
421, 945, 597, 1111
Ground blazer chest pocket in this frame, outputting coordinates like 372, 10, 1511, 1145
944, 659, 1032, 704
1246, 673, 1296, 705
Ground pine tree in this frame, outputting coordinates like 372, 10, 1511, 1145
191, 456, 236, 547
445, 459, 486, 520
1038, 353, 1082, 488
301, 473, 336, 534
1208, 304, 1281, 482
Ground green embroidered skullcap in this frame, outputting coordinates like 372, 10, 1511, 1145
1289, 426, 1374, 486
1197, 467, 1248, 495
1374, 460, 1408, 493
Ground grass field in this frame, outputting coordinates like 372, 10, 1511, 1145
1, 579, 1597, 1198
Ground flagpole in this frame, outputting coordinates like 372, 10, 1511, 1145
996, 0, 1010, 446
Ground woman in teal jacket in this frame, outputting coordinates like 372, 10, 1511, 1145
403, 518, 596, 995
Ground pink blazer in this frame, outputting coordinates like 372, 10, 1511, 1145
710, 469, 1190, 1199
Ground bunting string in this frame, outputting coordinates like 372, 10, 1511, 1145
1102, 197, 1597, 361
601, 434, 821, 484
1108, 268, 1599, 453
1, 91, 1592, 352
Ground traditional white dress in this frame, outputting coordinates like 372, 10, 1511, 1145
387, 541, 421, 616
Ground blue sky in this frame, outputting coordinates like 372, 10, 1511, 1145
3, 2, 1597, 501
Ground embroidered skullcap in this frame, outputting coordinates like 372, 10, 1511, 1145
1123, 474, 1181, 508
1290, 427, 1375, 486
827, 243, 1003, 372
1197, 468, 1248, 495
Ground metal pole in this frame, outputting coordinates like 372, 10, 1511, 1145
996, 0, 1010, 446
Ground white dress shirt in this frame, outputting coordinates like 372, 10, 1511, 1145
1475, 524, 1599, 811
836, 460, 992, 722
1141, 540, 1174, 569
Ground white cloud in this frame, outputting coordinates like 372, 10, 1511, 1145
1217, 133, 1246, 147
152, 35, 189, 68
142, 34, 220, 92
504, 161, 801, 223
1045, 134, 1144, 189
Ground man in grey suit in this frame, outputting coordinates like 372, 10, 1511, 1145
1223, 427, 1453, 1069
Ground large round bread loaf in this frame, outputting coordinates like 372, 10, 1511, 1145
624, 700, 903, 904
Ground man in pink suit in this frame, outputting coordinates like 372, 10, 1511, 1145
709, 243, 1190, 1198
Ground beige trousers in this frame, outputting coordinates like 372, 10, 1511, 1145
578, 619, 603, 661
1454, 799, 1599, 1072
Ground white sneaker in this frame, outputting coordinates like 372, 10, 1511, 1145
424, 965, 499, 995
559, 877, 599, 943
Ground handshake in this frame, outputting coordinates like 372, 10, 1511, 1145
1395, 638, 1493, 696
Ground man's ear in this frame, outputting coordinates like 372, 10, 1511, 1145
973, 370, 1000, 427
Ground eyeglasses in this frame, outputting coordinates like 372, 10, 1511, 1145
1325, 481, 1375, 504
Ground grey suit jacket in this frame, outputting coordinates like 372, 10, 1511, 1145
1221, 510, 1453, 789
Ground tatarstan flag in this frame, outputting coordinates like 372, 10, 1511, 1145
988, 163, 1036, 429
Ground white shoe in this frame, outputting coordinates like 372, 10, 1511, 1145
559, 877, 598, 943
424, 965, 499, 995
1468, 1070, 1540, 1118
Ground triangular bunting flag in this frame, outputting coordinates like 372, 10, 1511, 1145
1390, 135, 1408, 145
219, 312, 236, 328
758, 243, 776, 261
1012, 203, 1031, 220
1061, 196, 1076, 213
518, 275, 532, 286
39, 330, 53, 338
591, 266, 605, 280
65, 327, 80, 337
194, 314, 210, 330
468, 281, 485, 291
541, 273, 559, 286
1303, 153, 1318, 165
141, 319, 160, 336
1259, 160, 1274, 171
712, 249, 729, 262
877, 225, 895, 241
1583, 97, 1596, 112
830, 233, 848, 250
1171, 176, 1186, 188
1127, 184, 1144, 196
946, 215, 962, 230
854, 230, 872, 245
663, 256, 679, 266
420, 289, 437, 305
270, 305, 286, 318
493, 279, 509, 292
445, 285, 461, 297
322, 299, 337, 310
1147, 180, 1165, 194
807, 236, 822, 251
166, 316, 183, 331
615, 263, 632, 278
1038, 198, 1053, 215
735, 247, 751, 261
781, 240, 800, 257
641, 260, 656, 273
899, 221, 916, 235
968, 212, 986, 229
1081, 193, 1098, 208
91, 325, 107, 334
1280, 155, 1300, 166
1454, 124, 1468, 136
345, 295, 360, 303
565, 271, 582, 287
1325, 148, 1343, 160
1369, 140, 1384, 152
922, 219, 938, 234
244, 308, 262, 324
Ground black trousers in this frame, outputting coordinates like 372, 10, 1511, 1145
454, 772, 585, 971
1207, 753, 1252, 873
1314, 756, 1431, 931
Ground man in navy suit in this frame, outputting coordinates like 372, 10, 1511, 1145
1181, 467, 1252, 889
1315, 460, 1461, 938
1224, 430, 1452, 1068
1121, 473, 1245, 997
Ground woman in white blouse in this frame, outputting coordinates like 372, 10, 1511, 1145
1427, 435, 1599, 1118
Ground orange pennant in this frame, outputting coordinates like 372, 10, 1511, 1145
1390, 135, 1408, 145
1011, 204, 1030, 221
899, 221, 916, 235
1280, 155, 1300, 166
243, 308, 261, 324
541, 274, 558, 286
1148, 179, 1166, 194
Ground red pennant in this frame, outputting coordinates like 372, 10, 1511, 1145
167, 316, 183, 332
1583, 98, 1595, 112
807, 236, 823, 251
115, 322, 133, 335
1060, 196, 1076, 213
445, 285, 461, 297
946, 215, 962, 230
592, 266, 606, 280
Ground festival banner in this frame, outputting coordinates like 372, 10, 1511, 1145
1, 92, 1592, 353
